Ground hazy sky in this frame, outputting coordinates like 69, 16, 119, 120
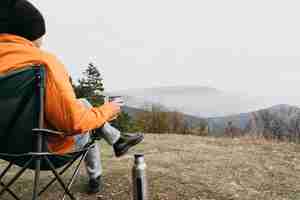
31, 0, 300, 100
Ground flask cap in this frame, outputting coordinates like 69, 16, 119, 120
135, 154, 144, 159
134, 154, 145, 164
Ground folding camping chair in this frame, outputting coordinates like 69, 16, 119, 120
0, 65, 97, 200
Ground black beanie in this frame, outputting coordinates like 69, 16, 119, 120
0, 0, 46, 41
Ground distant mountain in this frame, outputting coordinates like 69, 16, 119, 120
110, 86, 300, 138
122, 102, 300, 138
122, 105, 205, 128
207, 104, 300, 137
108, 86, 266, 118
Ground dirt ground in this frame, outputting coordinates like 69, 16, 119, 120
1, 134, 300, 200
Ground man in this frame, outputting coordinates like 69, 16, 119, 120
0, 0, 143, 194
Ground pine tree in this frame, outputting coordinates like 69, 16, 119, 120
74, 63, 105, 106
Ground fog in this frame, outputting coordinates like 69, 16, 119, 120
31, 0, 300, 107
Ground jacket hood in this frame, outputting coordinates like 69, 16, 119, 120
0, 34, 35, 47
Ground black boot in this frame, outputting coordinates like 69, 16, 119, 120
113, 133, 144, 157
88, 175, 103, 194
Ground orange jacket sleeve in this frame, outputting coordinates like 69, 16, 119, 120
42, 52, 114, 135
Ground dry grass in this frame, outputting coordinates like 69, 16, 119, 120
1, 134, 300, 200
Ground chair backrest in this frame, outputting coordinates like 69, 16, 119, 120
0, 66, 45, 154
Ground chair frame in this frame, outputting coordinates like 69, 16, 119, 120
0, 66, 96, 200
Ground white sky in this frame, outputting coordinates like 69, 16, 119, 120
31, 0, 300, 100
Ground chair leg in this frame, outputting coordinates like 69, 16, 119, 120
32, 157, 41, 200
38, 155, 79, 197
62, 150, 89, 200
0, 158, 33, 197
0, 182, 21, 200
0, 161, 26, 200
44, 156, 77, 200
0, 162, 13, 181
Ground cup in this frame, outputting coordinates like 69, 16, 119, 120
108, 95, 124, 106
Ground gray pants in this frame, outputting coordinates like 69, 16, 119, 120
75, 99, 121, 179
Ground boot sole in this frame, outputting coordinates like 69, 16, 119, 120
115, 135, 144, 157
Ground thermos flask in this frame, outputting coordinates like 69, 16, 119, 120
132, 154, 148, 200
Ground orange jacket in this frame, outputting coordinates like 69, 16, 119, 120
0, 34, 115, 153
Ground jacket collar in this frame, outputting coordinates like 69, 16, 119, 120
0, 34, 35, 47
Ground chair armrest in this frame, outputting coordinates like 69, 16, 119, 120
32, 128, 65, 137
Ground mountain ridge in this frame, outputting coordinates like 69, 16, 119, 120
114, 86, 300, 138
108, 85, 267, 118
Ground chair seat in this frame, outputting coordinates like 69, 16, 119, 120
0, 66, 94, 200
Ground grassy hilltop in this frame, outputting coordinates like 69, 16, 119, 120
1, 134, 300, 200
